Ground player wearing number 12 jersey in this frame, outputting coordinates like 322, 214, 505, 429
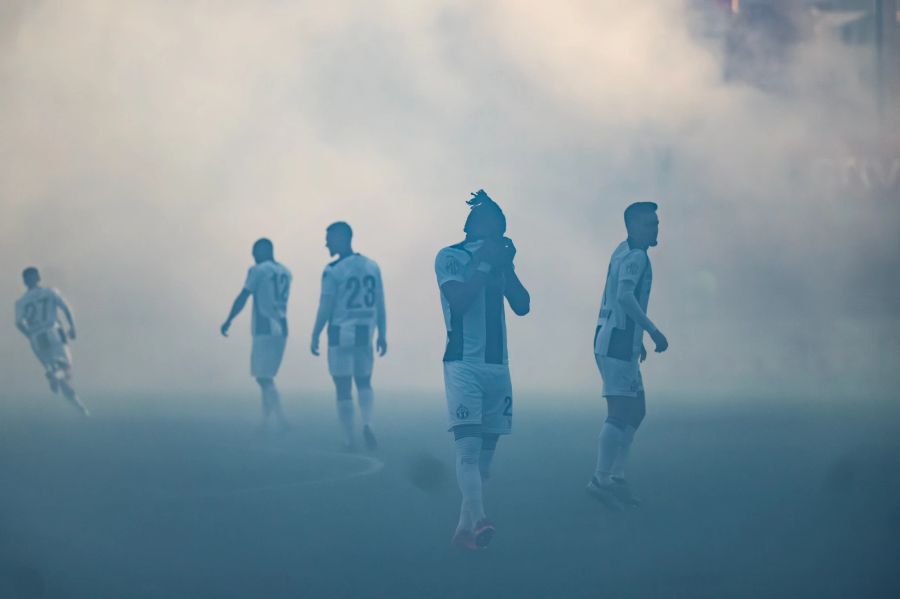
221, 238, 292, 432
436, 190, 530, 550
14, 267, 89, 415
311, 222, 387, 451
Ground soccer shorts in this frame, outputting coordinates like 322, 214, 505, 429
328, 345, 374, 378
251, 335, 287, 379
443, 361, 513, 435
595, 353, 644, 398
29, 327, 72, 372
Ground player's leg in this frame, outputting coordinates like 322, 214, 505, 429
444, 362, 488, 549
56, 365, 89, 416
479, 366, 513, 485
609, 391, 645, 507
333, 376, 355, 449
587, 395, 630, 509
257, 377, 289, 430
479, 433, 499, 483
354, 343, 377, 449
452, 424, 486, 542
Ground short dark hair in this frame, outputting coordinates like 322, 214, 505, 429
22, 266, 39, 282
327, 221, 353, 240
464, 189, 506, 235
252, 238, 274, 256
624, 202, 658, 230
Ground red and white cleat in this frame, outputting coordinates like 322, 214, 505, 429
451, 528, 477, 551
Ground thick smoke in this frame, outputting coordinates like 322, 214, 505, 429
1, 0, 897, 399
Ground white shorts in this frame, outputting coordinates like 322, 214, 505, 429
251, 335, 287, 379
443, 361, 513, 435
328, 345, 374, 378
30, 327, 72, 373
595, 353, 644, 398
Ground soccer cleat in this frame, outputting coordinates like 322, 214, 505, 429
611, 477, 642, 508
473, 518, 496, 549
451, 528, 477, 551
586, 477, 624, 511
362, 425, 378, 450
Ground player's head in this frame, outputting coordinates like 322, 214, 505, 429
252, 238, 274, 264
22, 266, 40, 289
464, 189, 506, 239
624, 202, 659, 249
325, 221, 353, 257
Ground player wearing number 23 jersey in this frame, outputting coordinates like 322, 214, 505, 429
221, 238, 292, 431
311, 222, 387, 451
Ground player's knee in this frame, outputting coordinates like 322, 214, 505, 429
630, 394, 647, 429
333, 376, 353, 401
354, 375, 372, 391
453, 423, 481, 441
481, 433, 499, 451
256, 377, 273, 388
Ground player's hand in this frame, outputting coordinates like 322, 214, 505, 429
376, 335, 387, 357
220, 321, 231, 337
310, 337, 320, 356
650, 329, 668, 353
67, 328, 77, 341
479, 238, 514, 270
640, 344, 647, 362
502, 237, 517, 268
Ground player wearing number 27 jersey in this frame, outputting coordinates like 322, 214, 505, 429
311, 222, 386, 451
221, 238, 292, 432
14, 266, 89, 415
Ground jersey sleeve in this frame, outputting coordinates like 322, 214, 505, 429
617, 250, 648, 291
435, 248, 468, 286
242, 266, 259, 294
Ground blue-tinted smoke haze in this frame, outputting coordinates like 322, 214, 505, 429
1, 1, 898, 400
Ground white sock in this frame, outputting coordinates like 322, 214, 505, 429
611, 426, 636, 480
263, 384, 287, 425
358, 387, 374, 428
594, 422, 624, 484
337, 400, 354, 445
455, 436, 485, 531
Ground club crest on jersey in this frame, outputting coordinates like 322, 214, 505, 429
445, 257, 461, 275
455, 404, 469, 420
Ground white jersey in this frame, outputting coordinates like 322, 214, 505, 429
15, 287, 70, 336
435, 240, 508, 366
594, 240, 653, 361
321, 253, 384, 348
243, 261, 292, 337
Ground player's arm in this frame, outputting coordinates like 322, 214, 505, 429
14, 311, 29, 337
55, 293, 77, 340
502, 266, 530, 316
375, 267, 387, 356
311, 271, 337, 356
616, 255, 667, 353
221, 289, 251, 337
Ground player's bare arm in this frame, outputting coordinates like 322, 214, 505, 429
58, 297, 76, 340
375, 274, 387, 356
310, 292, 336, 356
221, 289, 251, 337
617, 279, 668, 353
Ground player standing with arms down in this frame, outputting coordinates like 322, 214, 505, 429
435, 190, 530, 550
221, 238, 292, 432
14, 267, 89, 415
311, 222, 387, 451
588, 202, 668, 509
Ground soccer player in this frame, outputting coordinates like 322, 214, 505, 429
435, 190, 530, 550
221, 238, 292, 432
14, 267, 89, 415
588, 202, 668, 509
310, 222, 387, 451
